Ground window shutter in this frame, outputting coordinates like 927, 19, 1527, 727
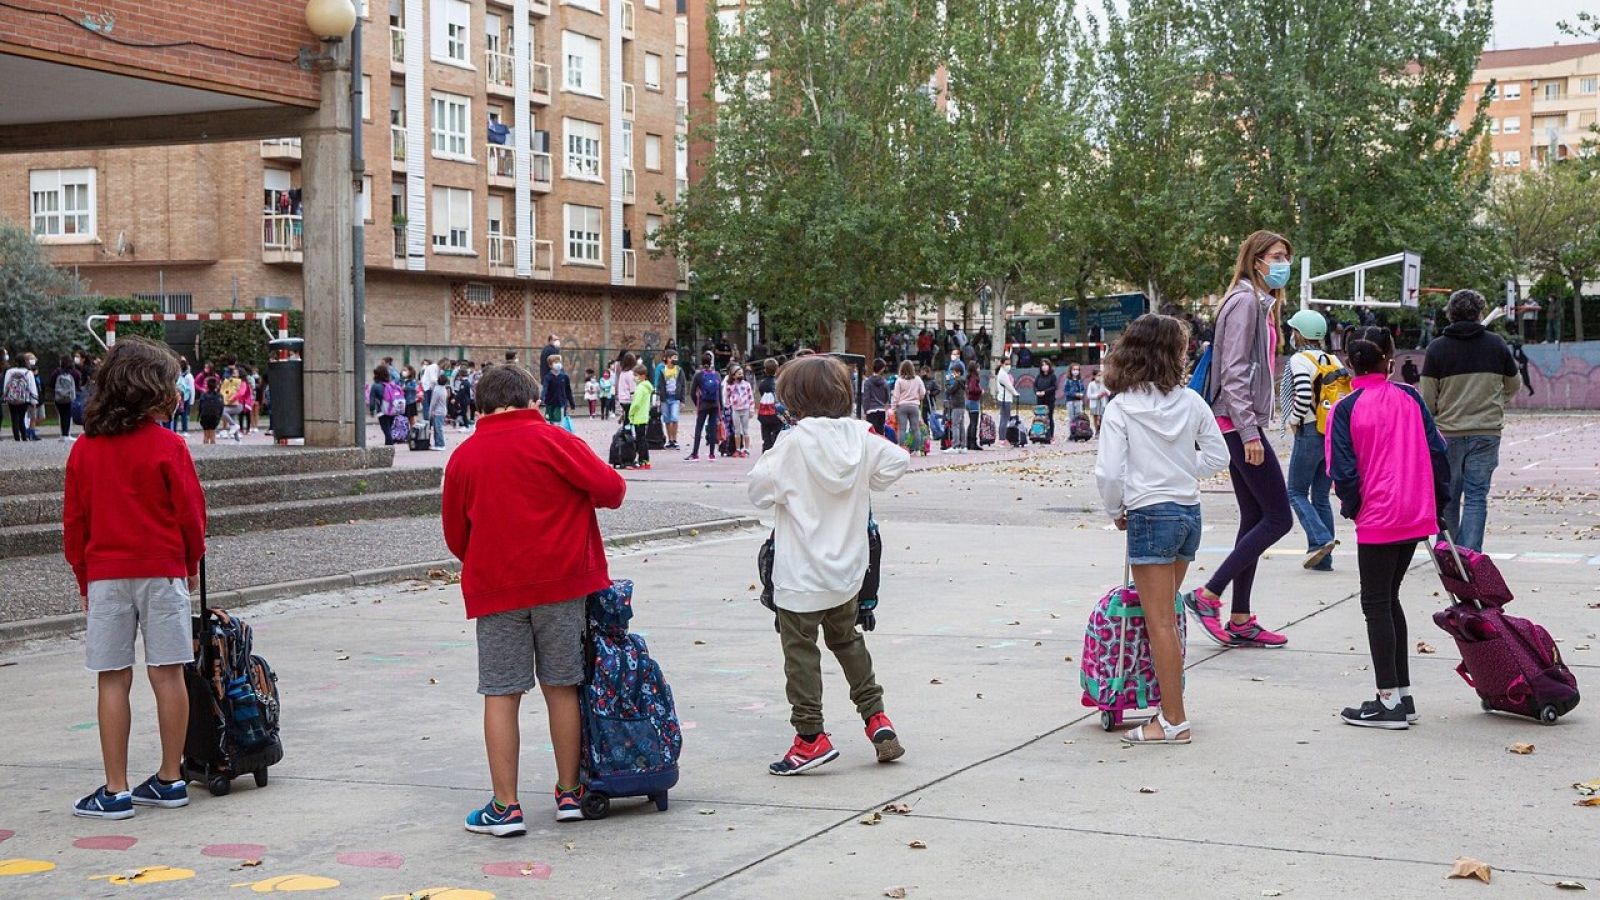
430, 0, 448, 59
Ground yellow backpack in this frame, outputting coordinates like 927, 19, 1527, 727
1306, 351, 1352, 434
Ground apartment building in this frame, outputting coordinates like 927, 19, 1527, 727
0, 0, 685, 357
1458, 41, 1600, 174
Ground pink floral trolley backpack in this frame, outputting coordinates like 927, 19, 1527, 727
1079, 570, 1186, 731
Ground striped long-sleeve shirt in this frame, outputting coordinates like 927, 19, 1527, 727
1279, 349, 1326, 429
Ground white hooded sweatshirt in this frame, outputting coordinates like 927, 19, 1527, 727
1094, 386, 1229, 518
748, 417, 910, 613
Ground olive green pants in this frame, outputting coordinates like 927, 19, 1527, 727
776, 599, 884, 734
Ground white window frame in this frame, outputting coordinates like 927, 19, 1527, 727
431, 92, 472, 161
1582, 77, 1598, 95
644, 52, 662, 92
1501, 82, 1521, 100
30, 168, 96, 242
1502, 116, 1520, 134
431, 186, 474, 253
564, 203, 603, 265
645, 0, 660, 10
675, 132, 687, 180
645, 213, 663, 250
1488, 118, 1499, 135
644, 132, 662, 171
562, 31, 603, 97
622, 119, 634, 160
487, 194, 506, 236
1544, 82, 1561, 101
563, 117, 603, 182
429, 0, 472, 66
1502, 149, 1521, 168
1489, 151, 1501, 167
359, 174, 374, 223
562, 0, 601, 12
361, 75, 372, 120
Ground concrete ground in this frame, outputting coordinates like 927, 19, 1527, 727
0, 414, 1596, 898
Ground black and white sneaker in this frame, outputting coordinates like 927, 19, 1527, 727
1340, 697, 1409, 730
1402, 695, 1418, 724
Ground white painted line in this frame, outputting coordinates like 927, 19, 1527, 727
1520, 461, 1541, 471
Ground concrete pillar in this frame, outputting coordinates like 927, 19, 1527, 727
302, 45, 357, 446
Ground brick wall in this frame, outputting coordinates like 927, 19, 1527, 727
0, 0, 319, 106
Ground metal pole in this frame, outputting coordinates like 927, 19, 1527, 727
351, 19, 368, 449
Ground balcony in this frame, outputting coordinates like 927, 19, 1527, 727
488, 234, 517, 274
621, 249, 637, 284
533, 239, 555, 278
622, 83, 636, 120
529, 0, 549, 16
531, 150, 553, 191
676, 101, 687, 130
486, 50, 514, 96
262, 214, 303, 264
393, 225, 406, 260
622, 166, 636, 204
622, 0, 635, 39
390, 125, 406, 168
487, 144, 515, 187
390, 25, 404, 70
261, 138, 301, 161
530, 61, 552, 104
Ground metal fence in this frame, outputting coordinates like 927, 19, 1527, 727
364, 344, 670, 380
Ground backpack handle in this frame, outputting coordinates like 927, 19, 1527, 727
1427, 525, 1480, 610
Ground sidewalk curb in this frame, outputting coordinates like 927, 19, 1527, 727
0, 516, 759, 652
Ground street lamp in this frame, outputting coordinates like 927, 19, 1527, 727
299, 0, 357, 68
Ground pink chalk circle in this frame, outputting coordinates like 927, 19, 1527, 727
335, 851, 405, 869
681, 721, 698, 730
0, 829, 13, 844
73, 835, 138, 851
201, 843, 268, 859
482, 860, 552, 879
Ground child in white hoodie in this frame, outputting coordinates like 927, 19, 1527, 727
749, 355, 910, 775
1093, 314, 1229, 745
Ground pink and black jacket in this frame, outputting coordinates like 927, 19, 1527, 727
1325, 373, 1449, 545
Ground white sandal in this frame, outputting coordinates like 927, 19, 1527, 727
1121, 712, 1192, 745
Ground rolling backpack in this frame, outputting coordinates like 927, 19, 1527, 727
978, 413, 997, 446
580, 580, 682, 818
609, 424, 639, 468
1069, 414, 1094, 442
183, 559, 282, 796
1005, 415, 1026, 448
1080, 557, 1187, 731
1028, 405, 1051, 443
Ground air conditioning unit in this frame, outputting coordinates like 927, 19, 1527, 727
256, 295, 295, 311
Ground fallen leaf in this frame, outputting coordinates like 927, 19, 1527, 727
1250, 676, 1265, 682
335, 655, 350, 661
885, 889, 908, 899
748, 583, 758, 591
1262, 891, 1284, 898
427, 677, 438, 685
1553, 881, 1587, 890
1448, 857, 1492, 883
882, 802, 913, 815
1508, 742, 1535, 755
908, 840, 927, 849
975, 693, 984, 700
698, 809, 716, 815
860, 812, 883, 826
1574, 778, 1600, 796
1575, 797, 1600, 807
693, 640, 707, 646
240, 860, 262, 868
1049, 613, 1061, 619
563, 842, 575, 851
1416, 641, 1436, 654
1138, 787, 1157, 794
929, 678, 943, 685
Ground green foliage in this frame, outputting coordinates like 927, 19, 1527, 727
88, 297, 163, 346
0, 219, 87, 362
1487, 166, 1600, 341
197, 310, 304, 372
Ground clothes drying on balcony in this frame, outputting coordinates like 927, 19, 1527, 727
487, 121, 510, 145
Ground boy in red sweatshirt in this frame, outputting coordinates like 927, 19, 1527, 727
443, 364, 627, 835
63, 337, 206, 819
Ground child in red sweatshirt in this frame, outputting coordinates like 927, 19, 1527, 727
63, 337, 206, 820
442, 364, 627, 835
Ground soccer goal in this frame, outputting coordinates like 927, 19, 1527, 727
1299, 251, 1421, 311
86, 311, 290, 350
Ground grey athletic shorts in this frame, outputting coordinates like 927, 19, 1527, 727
476, 598, 585, 695
85, 577, 194, 672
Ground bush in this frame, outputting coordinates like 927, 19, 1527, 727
196, 310, 303, 372
87, 297, 164, 348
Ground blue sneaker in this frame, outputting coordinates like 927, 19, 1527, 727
73, 786, 134, 820
130, 774, 189, 808
465, 797, 526, 837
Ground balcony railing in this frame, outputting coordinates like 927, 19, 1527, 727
487, 144, 514, 184
622, 167, 636, 203
486, 50, 514, 92
488, 234, 516, 270
622, 0, 635, 37
390, 26, 404, 66
533, 239, 554, 277
621, 248, 637, 283
262, 214, 303, 262
531, 150, 553, 190
391, 125, 406, 164
622, 83, 636, 120
530, 61, 552, 100
393, 225, 406, 259
261, 138, 302, 161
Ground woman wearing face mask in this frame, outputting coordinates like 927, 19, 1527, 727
1181, 230, 1295, 650
1033, 359, 1059, 442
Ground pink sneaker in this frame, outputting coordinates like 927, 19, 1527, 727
1225, 616, 1288, 648
1181, 589, 1232, 647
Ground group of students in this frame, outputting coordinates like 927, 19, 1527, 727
4, 349, 91, 442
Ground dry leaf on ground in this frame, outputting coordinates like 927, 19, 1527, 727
1138, 787, 1158, 794
908, 840, 926, 849
860, 812, 883, 826
1553, 881, 1587, 890
884, 888, 908, 899
240, 859, 262, 868
1575, 797, 1600, 807
335, 655, 350, 661
697, 809, 715, 815
929, 678, 943, 685
1447, 857, 1492, 883
1508, 743, 1536, 755
1416, 641, 1436, 654
882, 802, 913, 815
1574, 779, 1600, 795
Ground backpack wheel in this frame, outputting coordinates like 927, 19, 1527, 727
1539, 704, 1560, 725
1099, 711, 1119, 732
1480, 698, 1494, 712
652, 792, 669, 812
581, 791, 610, 820
253, 768, 269, 787
207, 776, 232, 797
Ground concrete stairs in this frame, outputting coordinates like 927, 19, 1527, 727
0, 446, 441, 560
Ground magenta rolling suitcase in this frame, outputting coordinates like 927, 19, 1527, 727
1429, 531, 1579, 725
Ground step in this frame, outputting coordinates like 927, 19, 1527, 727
0, 445, 397, 497
1, 467, 441, 528
0, 489, 442, 560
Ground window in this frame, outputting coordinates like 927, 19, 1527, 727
1501, 83, 1521, 100
1581, 110, 1598, 128
30, 168, 95, 239
564, 203, 603, 264
1583, 77, 1598, 95
716, 9, 740, 36
1503, 149, 1521, 168
359, 174, 373, 222
485, 13, 502, 54
1489, 151, 1501, 167
431, 92, 471, 159
562, 31, 603, 96
563, 118, 603, 180
1502, 116, 1520, 134
644, 133, 662, 171
675, 133, 687, 180
644, 52, 662, 91
1544, 82, 1561, 101
622, 119, 634, 160
431, 0, 471, 65
361, 75, 372, 120
1488, 118, 1499, 135
488, 195, 505, 236
431, 186, 472, 251
645, 0, 660, 10
563, 0, 600, 12
645, 213, 663, 250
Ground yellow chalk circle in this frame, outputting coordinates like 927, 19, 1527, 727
379, 891, 495, 900
0, 859, 56, 876
92, 865, 196, 884
233, 874, 342, 892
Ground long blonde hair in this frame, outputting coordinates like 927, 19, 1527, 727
1227, 230, 1293, 302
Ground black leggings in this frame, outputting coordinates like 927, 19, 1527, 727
691, 407, 718, 457
8, 404, 28, 441
378, 414, 397, 445
57, 402, 72, 437
966, 408, 981, 448
759, 414, 784, 452
1357, 540, 1418, 691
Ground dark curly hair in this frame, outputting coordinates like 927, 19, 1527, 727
84, 337, 180, 437
1347, 325, 1394, 376
1103, 314, 1190, 394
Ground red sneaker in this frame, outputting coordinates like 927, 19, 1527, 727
637, 463, 653, 470
865, 712, 904, 763
769, 733, 839, 775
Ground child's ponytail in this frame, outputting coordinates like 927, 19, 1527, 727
1347, 325, 1394, 376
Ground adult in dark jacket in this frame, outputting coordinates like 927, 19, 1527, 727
686, 353, 722, 460
862, 358, 892, 434
1033, 358, 1058, 441
540, 354, 574, 425
1419, 289, 1520, 551
539, 334, 561, 381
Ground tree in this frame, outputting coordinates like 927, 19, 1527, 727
1487, 166, 1600, 342
657, 0, 947, 350
0, 219, 88, 362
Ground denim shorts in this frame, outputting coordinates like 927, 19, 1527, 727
661, 398, 681, 424
1126, 502, 1202, 566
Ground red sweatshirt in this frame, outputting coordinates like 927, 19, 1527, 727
442, 407, 627, 618
63, 420, 207, 597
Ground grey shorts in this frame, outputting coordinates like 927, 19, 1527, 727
85, 577, 194, 672
476, 598, 585, 695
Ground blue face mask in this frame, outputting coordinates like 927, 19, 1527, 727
1263, 261, 1293, 290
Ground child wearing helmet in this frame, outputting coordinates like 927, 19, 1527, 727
1282, 309, 1342, 571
